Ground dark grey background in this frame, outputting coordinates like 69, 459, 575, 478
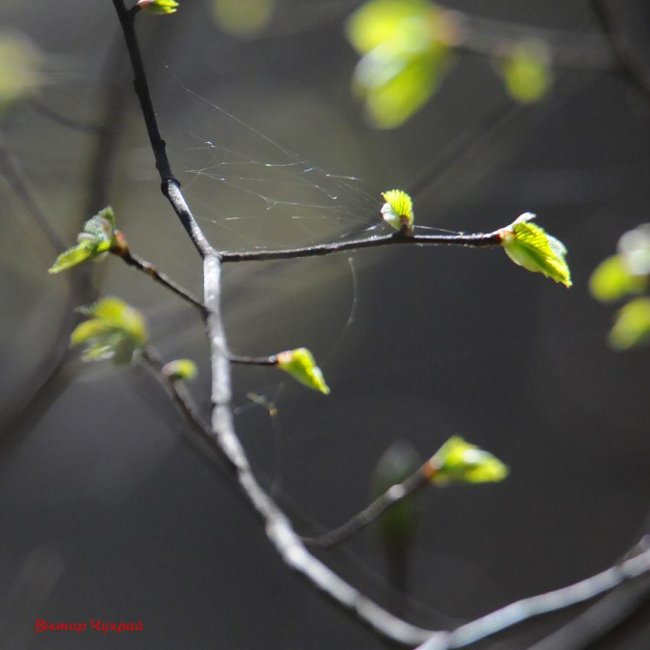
1, 1, 649, 648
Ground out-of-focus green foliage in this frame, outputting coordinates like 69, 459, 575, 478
590, 255, 646, 302
71, 297, 148, 365
609, 297, 650, 350
276, 348, 330, 394
0, 32, 41, 113
372, 441, 420, 551
211, 0, 274, 35
346, 0, 458, 128
499, 39, 552, 104
49, 207, 119, 274
346, 1, 553, 128
499, 213, 572, 287
162, 359, 198, 382
137, 0, 179, 15
381, 189, 414, 234
429, 436, 508, 485
591, 224, 650, 349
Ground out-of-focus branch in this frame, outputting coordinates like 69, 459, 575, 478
457, 11, 616, 71
590, 0, 650, 98
528, 575, 650, 649
0, 144, 65, 252
415, 541, 650, 650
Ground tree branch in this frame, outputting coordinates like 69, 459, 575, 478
220, 230, 503, 263
120, 249, 206, 313
304, 460, 432, 549
414, 541, 650, 650
112, 2, 444, 644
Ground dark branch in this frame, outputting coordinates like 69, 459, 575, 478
221, 230, 503, 263
590, 0, 650, 99
121, 249, 207, 313
111, 0, 215, 259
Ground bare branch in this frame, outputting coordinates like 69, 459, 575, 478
415, 542, 650, 650
305, 461, 431, 549
221, 230, 503, 263
590, 0, 650, 98
120, 249, 206, 313
112, 1, 444, 643
457, 12, 616, 71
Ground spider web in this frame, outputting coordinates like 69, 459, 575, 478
171, 87, 387, 252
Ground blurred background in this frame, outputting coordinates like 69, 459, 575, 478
1, 0, 649, 648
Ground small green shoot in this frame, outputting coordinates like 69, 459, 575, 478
162, 359, 198, 382
71, 297, 148, 365
49, 207, 123, 274
381, 189, 414, 234
428, 436, 508, 485
136, 0, 179, 14
276, 348, 330, 394
499, 213, 572, 287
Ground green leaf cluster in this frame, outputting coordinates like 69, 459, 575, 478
71, 297, 148, 365
429, 436, 508, 486
499, 39, 552, 104
49, 207, 118, 274
500, 213, 572, 287
276, 348, 330, 394
346, 0, 457, 128
590, 224, 650, 349
381, 189, 414, 234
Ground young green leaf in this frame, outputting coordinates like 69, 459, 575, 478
162, 359, 198, 382
608, 297, 650, 350
428, 436, 508, 486
137, 0, 179, 14
346, 0, 458, 128
499, 39, 552, 104
70, 297, 148, 365
276, 348, 330, 394
499, 213, 572, 287
49, 207, 120, 274
589, 255, 646, 303
381, 189, 414, 234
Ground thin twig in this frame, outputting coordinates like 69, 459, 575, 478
228, 353, 278, 366
121, 249, 207, 313
457, 12, 616, 71
30, 99, 102, 135
221, 230, 503, 263
0, 144, 65, 252
111, 0, 215, 259
304, 461, 432, 549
